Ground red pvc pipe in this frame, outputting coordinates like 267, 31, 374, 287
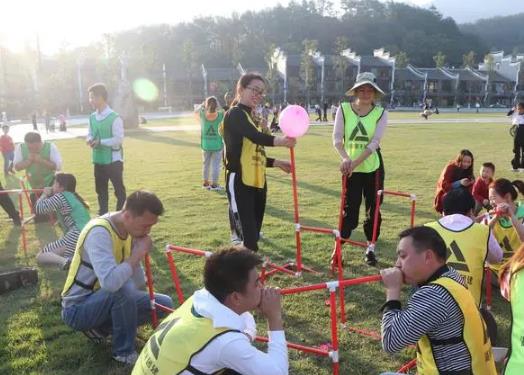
166, 251, 186, 305
0, 188, 44, 194
335, 238, 346, 324
340, 238, 367, 247
382, 190, 412, 198
329, 289, 340, 375
266, 262, 297, 276
281, 282, 328, 295
371, 190, 382, 244
255, 336, 330, 357
166, 244, 207, 257
300, 225, 334, 235
339, 274, 382, 288
485, 267, 492, 309
337, 176, 346, 234
347, 326, 381, 341
144, 254, 159, 328
398, 358, 417, 373
289, 147, 303, 272
154, 303, 175, 313
19, 179, 35, 215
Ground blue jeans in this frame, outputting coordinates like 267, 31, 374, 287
3, 151, 13, 174
62, 280, 173, 356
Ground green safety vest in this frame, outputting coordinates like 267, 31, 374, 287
21, 142, 55, 188
201, 110, 224, 151
56, 191, 91, 232
341, 102, 384, 173
89, 111, 120, 165
132, 295, 237, 375
505, 266, 524, 374
490, 203, 524, 274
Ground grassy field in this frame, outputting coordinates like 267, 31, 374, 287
0, 113, 516, 374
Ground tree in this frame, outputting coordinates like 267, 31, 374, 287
395, 51, 409, 68
182, 40, 196, 106
265, 44, 281, 104
333, 36, 350, 95
300, 39, 318, 107
433, 51, 446, 68
462, 51, 476, 68
484, 53, 495, 72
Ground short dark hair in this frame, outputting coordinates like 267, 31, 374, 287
88, 83, 108, 101
123, 190, 164, 216
482, 162, 495, 173
2, 124, 8, 130
398, 226, 447, 261
24, 132, 42, 144
443, 188, 475, 216
204, 248, 262, 303
517, 102, 524, 109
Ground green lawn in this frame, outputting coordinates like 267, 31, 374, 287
0, 114, 516, 374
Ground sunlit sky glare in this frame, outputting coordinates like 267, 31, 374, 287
0, 0, 509, 54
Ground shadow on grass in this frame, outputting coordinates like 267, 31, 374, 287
126, 130, 200, 148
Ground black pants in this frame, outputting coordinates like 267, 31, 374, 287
226, 171, 266, 252
94, 161, 126, 216
0, 181, 19, 220
512, 126, 524, 169
340, 151, 385, 241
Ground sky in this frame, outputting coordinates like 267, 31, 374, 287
0, 0, 522, 54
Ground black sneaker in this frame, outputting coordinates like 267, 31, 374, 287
12, 213, 21, 226
365, 251, 377, 266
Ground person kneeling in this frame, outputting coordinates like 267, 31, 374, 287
133, 248, 288, 375
380, 226, 496, 375
61, 190, 173, 365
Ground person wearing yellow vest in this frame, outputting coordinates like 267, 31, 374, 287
196, 96, 224, 190
333, 72, 388, 266
35, 173, 91, 270
500, 243, 524, 374
223, 72, 295, 251
487, 178, 524, 276
133, 248, 288, 375
425, 188, 502, 307
86, 83, 126, 216
380, 226, 497, 375
61, 191, 173, 365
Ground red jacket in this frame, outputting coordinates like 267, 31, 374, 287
434, 162, 474, 213
472, 177, 492, 204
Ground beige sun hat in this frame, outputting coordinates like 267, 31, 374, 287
345, 72, 385, 96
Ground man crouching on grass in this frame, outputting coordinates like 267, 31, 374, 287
379, 226, 496, 375
132, 248, 288, 375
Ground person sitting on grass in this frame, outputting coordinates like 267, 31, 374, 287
35, 173, 91, 270
380, 226, 496, 375
61, 190, 173, 366
132, 248, 288, 375
499, 242, 524, 374
472, 162, 495, 216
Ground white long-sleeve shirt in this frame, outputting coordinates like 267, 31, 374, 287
332, 104, 388, 160
439, 214, 503, 264
86, 105, 124, 162
180, 288, 288, 375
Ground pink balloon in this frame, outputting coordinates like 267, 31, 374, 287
278, 105, 310, 138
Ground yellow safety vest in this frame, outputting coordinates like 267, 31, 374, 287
504, 264, 524, 375
416, 276, 497, 375
239, 110, 267, 188
132, 296, 238, 375
425, 221, 489, 306
341, 102, 383, 174
490, 204, 524, 274
61, 218, 132, 297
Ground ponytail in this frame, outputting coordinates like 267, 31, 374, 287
54, 172, 90, 210
512, 180, 524, 196
490, 178, 524, 201
74, 192, 90, 210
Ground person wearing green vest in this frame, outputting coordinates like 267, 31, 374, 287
133, 248, 288, 375
223, 73, 295, 252
380, 226, 497, 375
333, 72, 388, 266
14, 131, 62, 221
86, 83, 126, 216
196, 96, 224, 190
500, 242, 524, 374
61, 191, 173, 365
487, 178, 524, 276
35, 173, 91, 270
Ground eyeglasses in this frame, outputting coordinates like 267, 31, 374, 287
246, 86, 266, 97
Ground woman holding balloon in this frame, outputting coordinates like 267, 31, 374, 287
333, 72, 388, 266
223, 72, 296, 251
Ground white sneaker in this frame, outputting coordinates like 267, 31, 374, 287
209, 184, 224, 191
113, 351, 138, 365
